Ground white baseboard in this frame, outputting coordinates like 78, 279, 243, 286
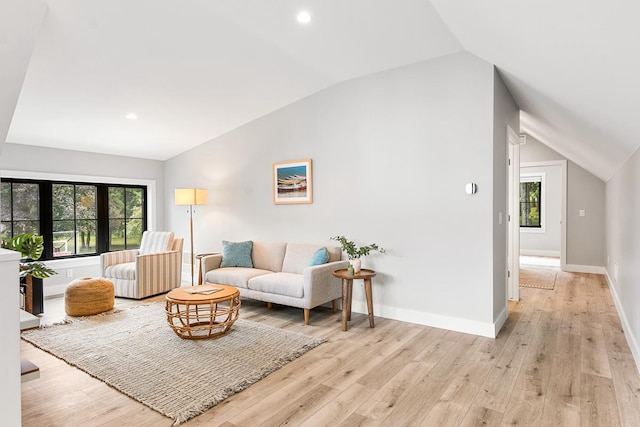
564, 264, 605, 274
520, 249, 560, 257
604, 271, 640, 374
494, 306, 508, 337
44, 284, 67, 298
350, 299, 499, 338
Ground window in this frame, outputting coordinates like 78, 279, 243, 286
108, 187, 145, 251
1, 182, 40, 238
1, 178, 147, 260
520, 176, 542, 228
52, 184, 98, 256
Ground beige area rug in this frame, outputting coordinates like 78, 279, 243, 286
21, 303, 325, 425
520, 266, 558, 290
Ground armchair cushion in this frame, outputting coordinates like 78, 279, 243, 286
104, 262, 136, 280
139, 231, 174, 255
220, 240, 254, 268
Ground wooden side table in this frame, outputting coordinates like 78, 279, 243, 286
332, 268, 376, 331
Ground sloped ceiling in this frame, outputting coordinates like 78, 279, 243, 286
6, 0, 461, 160
6, 0, 640, 181
431, 0, 640, 181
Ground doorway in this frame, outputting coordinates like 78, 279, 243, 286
519, 160, 567, 273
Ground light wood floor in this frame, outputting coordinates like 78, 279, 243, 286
21, 271, 640, 426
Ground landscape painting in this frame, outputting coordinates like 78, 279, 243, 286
273, 159, 312, 204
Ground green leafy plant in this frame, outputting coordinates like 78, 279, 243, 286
1, 233, 58, 279
331, 236, 385, 260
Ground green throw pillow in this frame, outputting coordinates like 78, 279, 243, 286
308, 247, 329, 266
220, 240, 253, 268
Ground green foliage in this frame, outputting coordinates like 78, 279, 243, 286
331, 236, 385, 260
2, 233, 44, 260
1, 233, 58, 279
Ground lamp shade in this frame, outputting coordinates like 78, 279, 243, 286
175, 188, 208, 205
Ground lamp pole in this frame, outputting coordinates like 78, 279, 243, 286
175, 188, 208, 287
188, 203, 195, 286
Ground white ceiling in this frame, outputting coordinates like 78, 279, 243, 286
7, 0, 640, 181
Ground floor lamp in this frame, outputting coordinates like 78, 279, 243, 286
175, 188, 208, 286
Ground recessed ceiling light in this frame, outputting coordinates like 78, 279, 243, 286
297, 11, 311, 24
126, 113, 137, 120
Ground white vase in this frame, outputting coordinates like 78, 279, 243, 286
350, 258, 362, 274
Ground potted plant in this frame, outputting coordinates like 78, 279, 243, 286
2, 233, 57, 314
331, 235, 385, 273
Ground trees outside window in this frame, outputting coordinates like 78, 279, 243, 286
52, 184, 98, 256
108, 187, 144, 251
1, 182, 40, 239
520, 178, 542, 228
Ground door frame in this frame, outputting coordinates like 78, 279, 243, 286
507, 126, 520, 301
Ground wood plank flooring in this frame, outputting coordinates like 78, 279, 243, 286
21, 271, 640, 426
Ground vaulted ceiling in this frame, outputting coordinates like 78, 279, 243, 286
6, 0, 640, 181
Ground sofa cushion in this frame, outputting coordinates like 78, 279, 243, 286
205, 267, 272, 289
283, 243, 331, 274
220, 240, 253, 268
308, 247, 329, 266
248, 272, 304, 298
252, 241, 287, 272
104, 262, 136, 280
325, 245, 342, 262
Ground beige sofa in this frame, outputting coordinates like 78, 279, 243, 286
201, 241, 349, 324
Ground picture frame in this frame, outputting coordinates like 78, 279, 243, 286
272, 159, 313, 204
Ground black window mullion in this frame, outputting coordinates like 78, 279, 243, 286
97, 185, 109, 253
40, 182, 54, 259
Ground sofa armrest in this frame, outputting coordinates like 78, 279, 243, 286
100, 249, 139, 273
303, 260, 350, 308
201, 253, 223, 283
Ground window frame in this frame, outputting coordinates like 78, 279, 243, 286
1, 172, 153, 260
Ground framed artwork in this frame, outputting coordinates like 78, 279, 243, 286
272, 158, 313, 204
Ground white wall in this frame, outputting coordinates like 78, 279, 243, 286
606, 146, 640, 369
166, 52, 512, 337
520, 136, 605, 269
0, 143, 166, 296
0, 249, 21, 426
0, 1, 46, 423
520, 164, 561, 256
492, 69, 519, 327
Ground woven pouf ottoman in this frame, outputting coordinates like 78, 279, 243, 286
65, 277, 115, 316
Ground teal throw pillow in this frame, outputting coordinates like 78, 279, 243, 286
308, 247, 329, 266
220, 240, 253, 268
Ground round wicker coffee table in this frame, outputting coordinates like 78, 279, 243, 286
165, 284, 240, 339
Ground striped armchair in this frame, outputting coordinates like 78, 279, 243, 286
100, 231, 184, 299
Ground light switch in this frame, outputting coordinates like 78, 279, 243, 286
579, 210, 586, 217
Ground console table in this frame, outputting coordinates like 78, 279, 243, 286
332, 268, 376, 331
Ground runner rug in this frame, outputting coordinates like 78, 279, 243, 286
520, 266, 558, 290
21, 303, 325, 425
